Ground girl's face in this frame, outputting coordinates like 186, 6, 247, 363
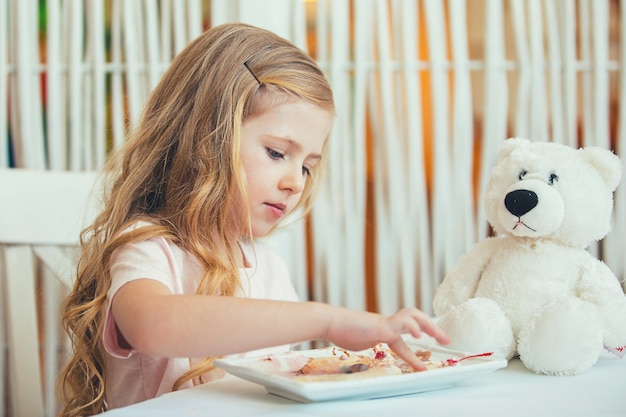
240, 98, 334, 238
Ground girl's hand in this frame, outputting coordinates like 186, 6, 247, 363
323, 307, 451, 371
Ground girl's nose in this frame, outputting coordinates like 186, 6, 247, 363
280, 165, 305, 193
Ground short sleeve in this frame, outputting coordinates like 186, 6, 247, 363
103, 237, 184, 357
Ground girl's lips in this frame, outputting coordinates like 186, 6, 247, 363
266, 202, 286, 218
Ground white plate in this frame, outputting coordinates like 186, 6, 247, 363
215, 339, 508, 403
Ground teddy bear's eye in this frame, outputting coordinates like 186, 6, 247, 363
518, 170, 528, 181
548, 172, 559, 185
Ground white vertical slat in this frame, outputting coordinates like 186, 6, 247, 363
397, 0, 432, 311
12, 0, 46, 169
544, 0, 565, 144
67, 0, 84, 170
110, 0, 126, 149
159, 0, 172, 63
579, 0, 600, 257
613, 0, 626, 289
123, 0, 145, 127
311, 0, 340, 307
239, 0, 294, 40
186, 0, 203, 41
371, 0, 402, 314
590, 0, 610, 148
291, 0, 307, 51
477, 0, 508, 236
527, 0, 549, 141
82, 19, 94, 172
389, 0, 419, 311
579, 0, 594, 146
333, 0, 365, 310
311, 0, 330, 305
601, 0, 624, 283
349, 0, 370, 310
315, 0, 328, 76
46, 0, 66, 170
423, 0, 454, 285
42, 266, 60, 417
326, 0, 355, 308
510, 0, 530, 137
0, 0, 8, 167
448, 0, 476, 261
172, 0, 188, 54
80, 2, 94, 171
5, 246, 45, 417
560, 0, 579, 148
87, 0, 107, 168
388, 1, 413, 311
210, 0, 239, 26
143, 0, 161, 91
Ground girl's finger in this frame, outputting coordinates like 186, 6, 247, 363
388, 338, 427, 372
411, 310, 451, 345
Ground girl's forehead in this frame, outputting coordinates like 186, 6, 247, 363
242, 98, 333, 154
248, 87, 296, 116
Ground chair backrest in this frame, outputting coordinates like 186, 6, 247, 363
0, 169, 100, 245
0, 168, 99, 417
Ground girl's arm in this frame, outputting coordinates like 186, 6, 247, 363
112, 279, 450, 370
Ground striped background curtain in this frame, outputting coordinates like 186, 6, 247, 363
1, 0, 625, 415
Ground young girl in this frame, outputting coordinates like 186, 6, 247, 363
58, 22, 449, 416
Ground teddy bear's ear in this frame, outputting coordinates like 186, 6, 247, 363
497, 137, 532, 162
580, 147, 622, 191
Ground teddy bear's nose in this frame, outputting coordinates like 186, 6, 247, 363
505, 189, 538, 217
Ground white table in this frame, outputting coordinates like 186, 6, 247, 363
101, 352, 625, 417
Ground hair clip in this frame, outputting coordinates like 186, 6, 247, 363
243, 61, 262, 86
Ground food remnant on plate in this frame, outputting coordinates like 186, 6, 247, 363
259, 345, 493, 382
299, 346, 438, 381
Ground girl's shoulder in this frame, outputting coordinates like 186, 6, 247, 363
113, 219, 188, 265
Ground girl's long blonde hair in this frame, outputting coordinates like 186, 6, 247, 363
57, 22, 334, 417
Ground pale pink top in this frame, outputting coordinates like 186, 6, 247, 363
102, 226, 299, 410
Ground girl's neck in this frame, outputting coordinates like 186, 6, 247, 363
237, 241, 251, 268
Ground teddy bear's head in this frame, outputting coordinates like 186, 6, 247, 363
484, 137, 622, 248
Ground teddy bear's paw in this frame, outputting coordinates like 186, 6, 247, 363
518, 298, 603, 376
438, 298, 516, 359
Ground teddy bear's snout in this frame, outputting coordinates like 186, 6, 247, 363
505, 189, 538, 217
497, 179, 565, 237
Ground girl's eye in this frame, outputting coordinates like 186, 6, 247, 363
266, 148, 284, 160
518, 170, 528, 181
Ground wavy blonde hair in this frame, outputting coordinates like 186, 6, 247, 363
57, 22, 334, 417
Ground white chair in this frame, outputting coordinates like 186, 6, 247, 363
0, 168, 99, 417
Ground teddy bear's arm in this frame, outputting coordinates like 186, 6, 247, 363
576, 255, 626, 345
432, 237, 501, 316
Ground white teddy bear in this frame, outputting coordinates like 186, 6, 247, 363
433, 137, 626, 375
